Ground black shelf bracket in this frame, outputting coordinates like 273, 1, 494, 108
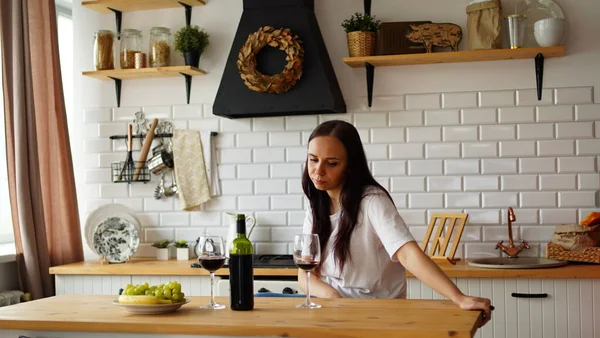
535, 53, 544, 101
108, 7, 122, 39
365, 62, 374, 108
364, 0, 373, 107
178, 2, 192, 26
180, 73, 192, 104
108, 76, 122, 107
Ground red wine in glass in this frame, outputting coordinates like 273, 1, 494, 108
295, 260, 318, 271
198, 256, 226, 272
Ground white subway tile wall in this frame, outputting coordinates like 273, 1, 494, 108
81, 87, 599, 259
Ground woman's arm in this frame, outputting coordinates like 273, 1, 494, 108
297, 269, 342, 298
395, 241, 493, 327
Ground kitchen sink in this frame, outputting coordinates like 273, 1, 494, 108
467, 257, 568, 269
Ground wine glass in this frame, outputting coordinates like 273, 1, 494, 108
197, 235, 226, 310
293, 234, 322, 309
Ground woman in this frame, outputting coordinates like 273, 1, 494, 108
299, 120, 493, 327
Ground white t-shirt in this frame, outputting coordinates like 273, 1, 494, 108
302, 187, 416, 299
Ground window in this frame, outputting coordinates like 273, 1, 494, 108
0, 35, 13, 245
56, 1, 73, 122
0, 2, 73, 245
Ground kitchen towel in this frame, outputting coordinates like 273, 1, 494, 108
200, 131, 220, 197
172, 129, 211, 211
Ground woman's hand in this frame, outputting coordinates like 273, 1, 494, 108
455, 294, 494, 327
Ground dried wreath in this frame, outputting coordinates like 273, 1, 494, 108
237, 26, 304, 94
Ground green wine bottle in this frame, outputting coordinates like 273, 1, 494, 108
229, 214, 254, 311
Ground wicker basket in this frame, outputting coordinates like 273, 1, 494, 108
546, 242, 600, 264
347, 31, 376, 57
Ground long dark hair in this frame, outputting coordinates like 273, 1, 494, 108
301, 120, 393, 273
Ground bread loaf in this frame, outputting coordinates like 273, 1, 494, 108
581, 212, 600, 227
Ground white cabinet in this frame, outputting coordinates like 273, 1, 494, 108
407, 277, 600, 338
54, 275, 217, 297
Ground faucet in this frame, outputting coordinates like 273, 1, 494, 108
496, 207, 530, 258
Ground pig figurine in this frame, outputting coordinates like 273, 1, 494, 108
405, 23, 462, 53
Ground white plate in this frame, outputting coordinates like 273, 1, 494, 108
85, 204, 140, 256
112, 298, 191, 314
92, 216, 140, 263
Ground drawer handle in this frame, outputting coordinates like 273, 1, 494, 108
511, 292, 548, 298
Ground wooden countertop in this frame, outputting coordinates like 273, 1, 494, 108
0, 295, 481, 338
49, 258, 600, 278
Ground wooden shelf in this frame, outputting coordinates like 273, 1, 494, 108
343, 46, 565, 68
83, 66, 206, 106
81, 0, 205, 13
82, 66, 206, 80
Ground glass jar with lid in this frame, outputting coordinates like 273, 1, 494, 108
120, 29, 143, 69
149, 27, 172, 67
93, 30, 115, 70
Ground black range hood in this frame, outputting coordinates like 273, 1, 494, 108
213, 0, 346, 119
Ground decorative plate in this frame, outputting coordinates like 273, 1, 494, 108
112, 298, 191, 315
85, 204, 140, 256
92, 216, 140, 263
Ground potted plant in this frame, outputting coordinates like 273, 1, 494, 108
341, 12, 381, 57
174, 240, 190, 261
174, 25, 210, 68
152, 240, 171, 260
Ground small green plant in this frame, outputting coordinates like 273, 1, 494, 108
173, 240, 189, 249
341, 12, 381, 33
174, 25, 210, 55
152, 240, 171, 249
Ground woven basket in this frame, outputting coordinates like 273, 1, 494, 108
546, 242, 600, 264
347, 31, 376, 57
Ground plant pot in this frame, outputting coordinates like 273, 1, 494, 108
346, 31, 377, 57
184, 50, 201, 68
156, 248, 169, 261
176, 247, 190, 261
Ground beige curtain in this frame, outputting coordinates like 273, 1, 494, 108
0, 0, 83, 299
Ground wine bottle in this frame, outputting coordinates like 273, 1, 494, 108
229, 214, 254, 311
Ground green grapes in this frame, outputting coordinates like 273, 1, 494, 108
122, 281, 185, 303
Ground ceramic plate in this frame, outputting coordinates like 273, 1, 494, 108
85, 204, 140, 256
112, 298, 191, 315
92, 216, 140, 263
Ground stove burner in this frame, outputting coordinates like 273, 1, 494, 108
256, 254, 293, 261
253, 254, 295, 268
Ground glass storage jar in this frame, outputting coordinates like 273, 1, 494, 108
120, 29, 143, 69
93, 30, 115, 70
149, 27, 172, 67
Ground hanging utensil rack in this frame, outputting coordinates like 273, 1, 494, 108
109, 131, 217, 140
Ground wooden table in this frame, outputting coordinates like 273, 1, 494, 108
0, 295, 482, 338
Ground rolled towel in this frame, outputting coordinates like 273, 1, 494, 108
200, 131, 220, 197
172, 129, 211, 211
